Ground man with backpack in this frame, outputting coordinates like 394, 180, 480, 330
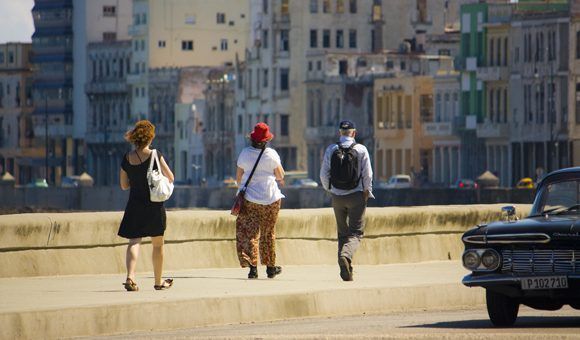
320, 120, 374, 281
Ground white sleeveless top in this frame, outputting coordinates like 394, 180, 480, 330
236, 146, 285, 205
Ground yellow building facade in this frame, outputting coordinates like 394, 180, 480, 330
374, 76, 434, 184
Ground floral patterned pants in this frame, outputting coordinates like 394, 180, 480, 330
236, 198, 281, 267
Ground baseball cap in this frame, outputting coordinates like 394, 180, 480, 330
339, 120, 356, 130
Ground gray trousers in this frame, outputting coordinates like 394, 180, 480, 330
331, 191, 366, 261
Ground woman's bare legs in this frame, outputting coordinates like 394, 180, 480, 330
151, 236, 164, 286
126, 238, 142, 280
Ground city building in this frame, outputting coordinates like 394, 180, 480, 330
304, 52, 380, 180
31, 0, 132, 185
174, 66, 210, 185
128, 0, 250, 132
85, 40, 132, 186
0, 43, 38, 185
203, 67, 236, 183
373, 52, 453, 184
237, 0, 382, 172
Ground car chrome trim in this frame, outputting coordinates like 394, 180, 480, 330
463, 233, 551, 244
462, 273, 580, 287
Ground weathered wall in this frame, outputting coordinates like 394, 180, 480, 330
0, 204, 531, 277
0, 186, 535, 211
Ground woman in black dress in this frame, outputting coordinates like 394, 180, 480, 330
119, 120, 174, 291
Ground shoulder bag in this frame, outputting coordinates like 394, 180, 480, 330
147, 149, 174, 202
231, 148, 265, 216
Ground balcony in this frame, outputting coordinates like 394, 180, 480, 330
85, 82, 129, 94
476, 122, 509, 139
202, 131, 233, 146
128, 24, 147, 36
477, 66, 509, 82
126, 73, 145, 84
33, 123, 73, 138
305, 126, 337, 141
466, 57, 477, 71
422, 122, 452, 136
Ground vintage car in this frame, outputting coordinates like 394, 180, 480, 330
461, 167, 580, 326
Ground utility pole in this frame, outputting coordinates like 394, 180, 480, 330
44, 96, 49, 184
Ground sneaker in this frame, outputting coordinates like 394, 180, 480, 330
248, 266, 258, 279
266, 266, 282, 278
338, 256, 353, 281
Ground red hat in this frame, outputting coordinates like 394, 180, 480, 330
250, 122, 274, 143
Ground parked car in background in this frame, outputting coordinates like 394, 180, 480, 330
382, 174, 412, 189
289, 178, 319, 188
451, 178, 478, 189
222, 177, 238, 188
461, 167, 580, 327
516, 177, 535, 189
26, 178, 49, 188
61, 176, 80, 188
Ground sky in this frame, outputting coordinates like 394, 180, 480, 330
0, 0, 35, 44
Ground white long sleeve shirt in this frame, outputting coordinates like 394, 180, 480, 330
319, 136, 374, 198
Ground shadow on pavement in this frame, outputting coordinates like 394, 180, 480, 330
407, 316, 580, 329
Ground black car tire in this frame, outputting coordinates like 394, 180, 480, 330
486, 290, 519, 327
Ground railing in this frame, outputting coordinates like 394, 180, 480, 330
85, 82, 129, 94
422, 122, 452, 136
476, 122, 509, 138
128, 24, 147, 36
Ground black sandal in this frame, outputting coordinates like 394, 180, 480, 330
123, 278, 139, 292
154, 278, 174, 290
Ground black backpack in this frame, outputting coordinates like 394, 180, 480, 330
330, 142, 360, 190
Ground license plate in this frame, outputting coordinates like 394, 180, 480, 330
521, 276, 568, 290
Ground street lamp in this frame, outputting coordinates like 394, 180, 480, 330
44, 95, 49, 184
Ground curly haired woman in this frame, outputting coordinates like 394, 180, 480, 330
118, 120, 175, 291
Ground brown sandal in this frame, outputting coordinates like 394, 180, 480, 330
154, 278, 174, 290
123, 278, 139, 291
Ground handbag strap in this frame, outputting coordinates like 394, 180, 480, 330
148, 149, 160, 172
241, 147, 266, 191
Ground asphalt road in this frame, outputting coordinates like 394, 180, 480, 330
89, 306, 580, 339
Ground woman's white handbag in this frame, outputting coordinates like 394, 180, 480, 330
147, 149, 174, 202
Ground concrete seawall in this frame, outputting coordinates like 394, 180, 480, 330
0, 186, 535, 211
0, 204, 531, 278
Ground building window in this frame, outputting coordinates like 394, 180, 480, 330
179, 14, 193, 24
323, 0, 330, 13
336, 29, 344, 48
103, 32, 116, 42
262, 0, 268, 14
310, 0, 318, 13
348, 29, 356, 48
140, 40, 145, 50
420, 94, 433, 122
281, 0, 289, 14
262, 29, 269, 48
336, 0, 344, 13
323, 29, 330, 48
182, 40, 193, 51
349, 0, 357, 13
0, 52, 3, 63
158, 40, 166, 48
577, 31, 580, 59
141, 13, 147, 24
263, 68, 268, 88
216, 12, 226, 24
281, 114, 289, 136
310, 29, 318, 48
103, 6, 116, 17
221, 39, 228, 50
576, 83, 580, 124
317, 60, 322, 70
280, 68, 289, 91
280, 29, 289, 52
8, 52, 14, 63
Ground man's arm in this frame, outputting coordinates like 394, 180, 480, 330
360, 146, 374, 199
320, 146, 332, 191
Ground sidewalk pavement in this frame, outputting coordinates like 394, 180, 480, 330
1, 261, 484, 339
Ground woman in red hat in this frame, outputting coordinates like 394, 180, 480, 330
235, 122, 285, 279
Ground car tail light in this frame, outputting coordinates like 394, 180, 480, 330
474, 183, 478, 189
459, 182, 464, 188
